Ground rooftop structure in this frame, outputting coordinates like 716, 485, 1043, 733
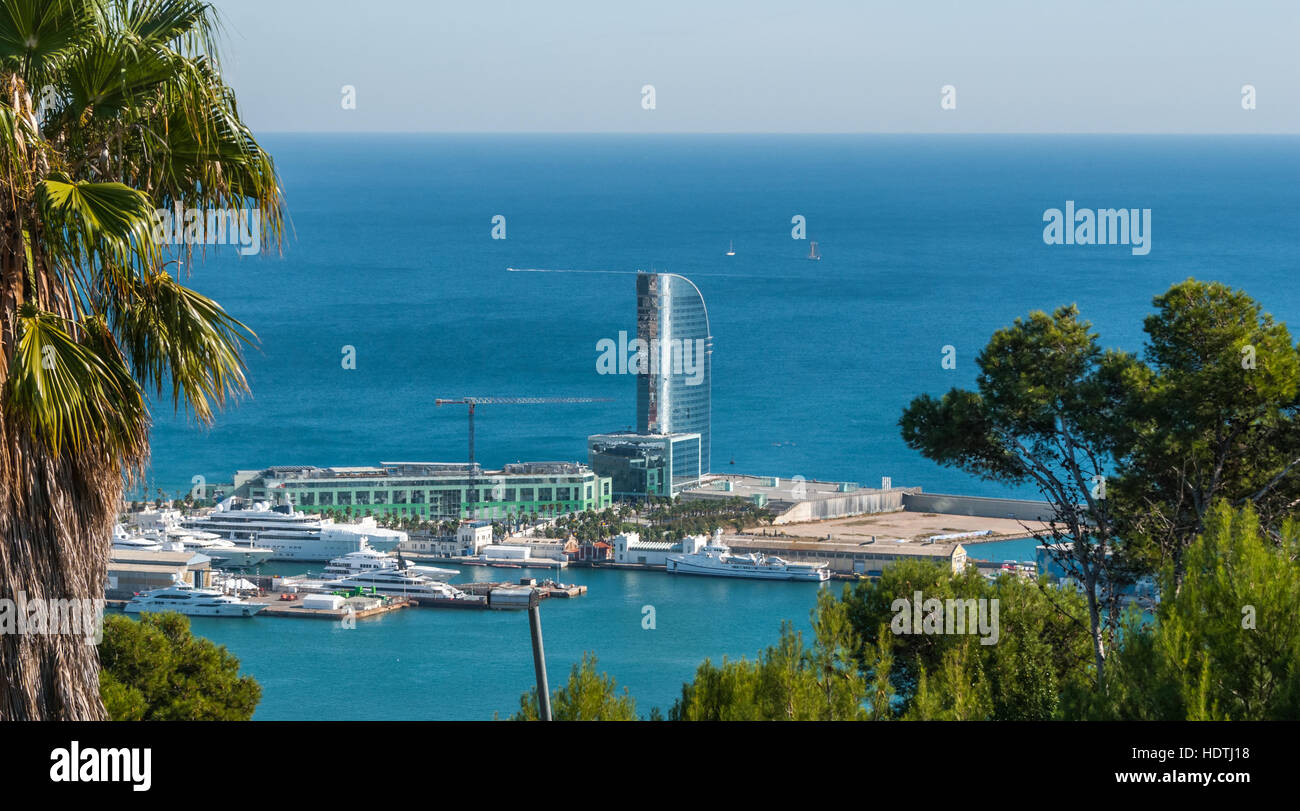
107, 548, 214, 600
681, 474, 915, 522
219, 461, 612, 521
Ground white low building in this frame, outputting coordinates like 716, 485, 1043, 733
612, 532, 708, 566
481, 544, 530, 561
458, 521, 493, 555
399, 521, 498, 557
400, 535, 460, 557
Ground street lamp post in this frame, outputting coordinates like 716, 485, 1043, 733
527, 590, 552, 721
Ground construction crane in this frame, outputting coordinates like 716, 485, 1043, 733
434, 396, 613, 519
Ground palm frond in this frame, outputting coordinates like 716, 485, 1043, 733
35, 173, 157, 279
117, 269, 255, 424
0, 0, 96, 88
6, 301, 143, 455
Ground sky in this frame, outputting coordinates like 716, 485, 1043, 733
213, 0, 1300, 133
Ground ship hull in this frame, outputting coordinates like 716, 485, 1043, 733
204, 548, 275, 568
666, 556, 829, 581
124, 603, 266, 618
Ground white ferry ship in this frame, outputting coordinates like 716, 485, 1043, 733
666, 532, 830, 582
124, 584, 267, 618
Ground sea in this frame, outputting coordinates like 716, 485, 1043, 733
147, 134, 1299, 719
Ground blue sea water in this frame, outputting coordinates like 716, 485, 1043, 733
150, 135, 1299, 719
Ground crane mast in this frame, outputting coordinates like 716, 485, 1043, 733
433, 396, 613, 520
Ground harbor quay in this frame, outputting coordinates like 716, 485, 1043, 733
116, 448, 1063, 617
262, 569, 585, 613
723, 503, 1052, 576
559, 488, 1053, 578
129, 463, 1060, 582
106, 573, 586, 618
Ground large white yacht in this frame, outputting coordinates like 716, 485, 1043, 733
176, 536, 273, 568
124, 508, 274, 567
143, 527, 273, 568
112, 524, 163, 551
666, 532, 831, 582
123, 584, 267, 617
321, 547, 459, 581
182, 498, 407, 562
322, 569, 469, 600
320, 519, 406, 553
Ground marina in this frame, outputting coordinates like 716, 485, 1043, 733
109, 575, 586, 620
176, 536, 1041, 720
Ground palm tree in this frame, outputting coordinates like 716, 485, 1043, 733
0, 1, 283, 719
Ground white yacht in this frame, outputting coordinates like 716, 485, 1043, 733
322, 569, 469, 600
320, 519, 406, 553
111, 524, 163, 551
183, 498, 408, 562
123, 584, 267, 617
177, 536, 273, 568
183, 498, 347, 562
321, 547, 459, 581
125, 508, 274, 567
666, 532, 830, 582
140, 526, 273, 568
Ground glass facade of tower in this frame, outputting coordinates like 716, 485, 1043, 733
587, 432, 702, 499
635, 273, 712, 472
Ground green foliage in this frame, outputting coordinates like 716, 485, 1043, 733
2, 0, 284, 454
904, 641, 992, 720
1110, 279, 1300, 574
899, 304, 1132, 683
510, 653, 637, 721
897, 279, 1300, 690
668, 657, 764, 721
634, 496, 773, 541
1084, 503, 1300, 720
98, 612, 261, 721
672, 590, 889, 721
900, 305, 1125, 484
541, 506, 638, 542
843, 558, 1093, 719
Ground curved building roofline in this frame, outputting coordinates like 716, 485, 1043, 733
649, 271, 712, 340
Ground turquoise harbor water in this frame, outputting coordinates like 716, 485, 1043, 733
192, 539, 1036, 721
149, 135, 1298, 719
192, 566, 828, 721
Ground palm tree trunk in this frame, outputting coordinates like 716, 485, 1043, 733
0, 428, 118, 720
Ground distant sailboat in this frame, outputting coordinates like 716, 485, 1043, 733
725, 240, 735, 256
807, 241, 821, 260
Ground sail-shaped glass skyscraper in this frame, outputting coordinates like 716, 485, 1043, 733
635, 272, 712, 473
